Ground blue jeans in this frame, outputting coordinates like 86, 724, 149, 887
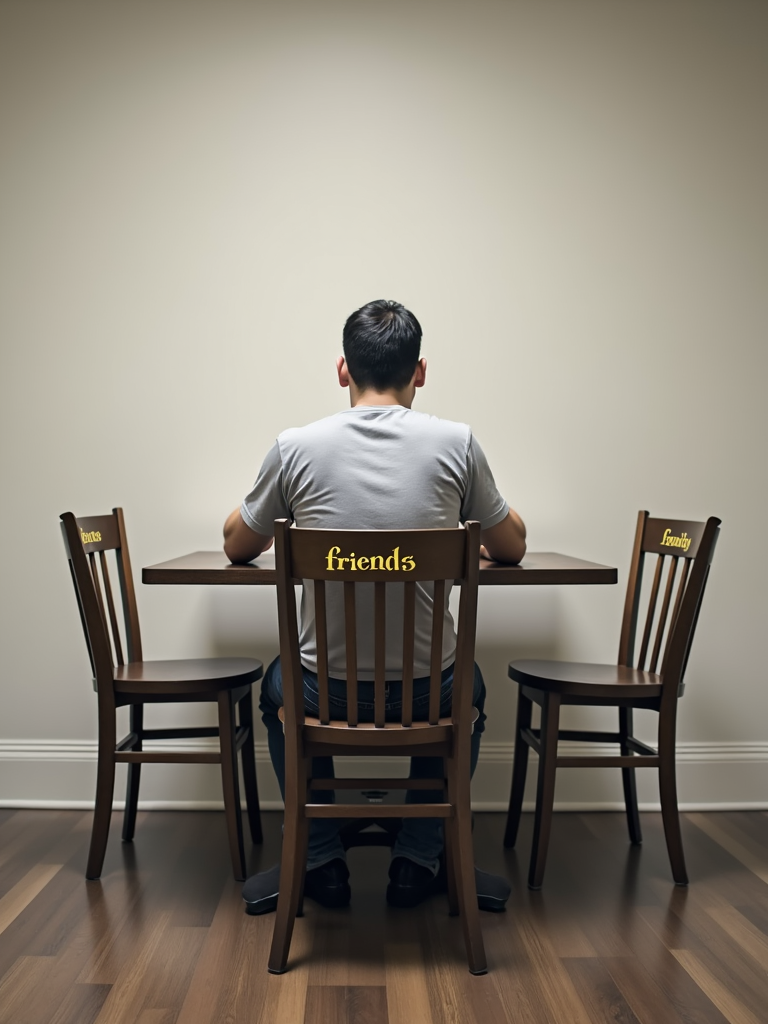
259, 656, 486, 874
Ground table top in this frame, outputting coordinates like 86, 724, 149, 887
142, 550, 617, 587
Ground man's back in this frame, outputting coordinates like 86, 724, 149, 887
241, 405, 508, 679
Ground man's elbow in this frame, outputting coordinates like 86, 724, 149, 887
223, 512, 272, 564
485, 539, 526, 565
224, 534, 270, 564
480, 511, 527, 564
224, 538, 249, 564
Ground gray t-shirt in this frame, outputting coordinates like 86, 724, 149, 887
241, 405, 509, 679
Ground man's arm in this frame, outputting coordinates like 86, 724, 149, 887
223, 508, 274, 564
480, 508, 527, 564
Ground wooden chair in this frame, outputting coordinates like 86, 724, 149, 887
504, 512, 720, 890
61, 508, 263, 881
269, 519, 486, 975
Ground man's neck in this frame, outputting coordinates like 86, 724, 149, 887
349, 386, 414, 409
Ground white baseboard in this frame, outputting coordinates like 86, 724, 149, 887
1, 738, 767, 812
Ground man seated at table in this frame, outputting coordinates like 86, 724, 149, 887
223, 299, 526, 914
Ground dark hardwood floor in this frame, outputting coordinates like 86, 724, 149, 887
0, 808, 767, 1023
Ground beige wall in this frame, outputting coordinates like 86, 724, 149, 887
1, 0, 766, 809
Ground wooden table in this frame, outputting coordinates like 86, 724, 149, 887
142, 550, 617, 587
142, 547, 617, 852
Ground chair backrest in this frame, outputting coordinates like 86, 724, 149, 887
618, 512, 720, 691
60, 509, 143, 689
274, 519, 481, 734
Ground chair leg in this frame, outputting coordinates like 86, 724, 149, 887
238, 689, 263, 844
218, 692, 246, 882
87, 710, 117, 880
619, 708, 642, 846
504, 687, 533, 847
445, 755, 486, 975
269, 759, 309, 974
658, 709, 688, 885
444, 820, 459, 917
122, 704, 143, 843
528, 692, 561, 891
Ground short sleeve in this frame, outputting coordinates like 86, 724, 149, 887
240, 442, 291, 535
460, 433, 509, 529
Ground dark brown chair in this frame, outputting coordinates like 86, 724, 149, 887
504, 512, 720, 890
269, 519, 486, 975
61, 508, 263, 881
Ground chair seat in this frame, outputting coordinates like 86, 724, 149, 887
114, 657, 263, 696
509, 659, 662, 700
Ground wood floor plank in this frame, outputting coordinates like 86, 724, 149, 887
0, 811, 18, 831
0, 882, 122, 1024
92, 911, 174, 1024
422, 909, 485, 1024
255, 907, 313, 1024
75, 871, 149, 984
304, 984, 388, 1024
528, 901, 598, 959
0, 815, 67, 887
78, 811, 211, 986
685, 945, 768, 1024
304, 984, 348, 1023
306, 845, 388, 987
641, 899, 768, 1021
513, 908, 594, 1024
345, 986, 389, 1024
672, 950, 766, 1024
0, 811, 59, 871
174, 884, 255, 1024
688, 897, 768, 973
564, 958, 643, 1024
137, 926, 208, 1017
474, 913, 551, 1024
687, 814, 768, 885
735, 901, 768, 942
136, 1012, 176, 1024
385, 943, 436, 1024
603, 954, 694, 1024
620, 908, 730, 1024
0, 956, 56, 1024
0, 864, 63, 936
726, 812, 768, 848
48, 983, 112, 1024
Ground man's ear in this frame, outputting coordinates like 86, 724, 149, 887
336, 355, 350, 388
413, 358, 427, 389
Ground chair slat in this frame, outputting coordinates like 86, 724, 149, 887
88, 552, 113, 667
429, 579, 445, 725
637, 554, 664, 670
374, 582, 386, 728
314, 581, 330, 725
99, 550, 125, 667
401, 582, 416, 727
344, 582, 358, 726
649, 556, 678, 673
661, 557, 691, 676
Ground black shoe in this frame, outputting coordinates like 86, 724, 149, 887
243, 863, 281, 915
475, 867, 510, 912
304, 858, 351, 909
386, 856, 446, 908
243, 859, 350, 916
386, 856, 510, 912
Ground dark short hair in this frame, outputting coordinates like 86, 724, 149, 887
342, 299, 422, 392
